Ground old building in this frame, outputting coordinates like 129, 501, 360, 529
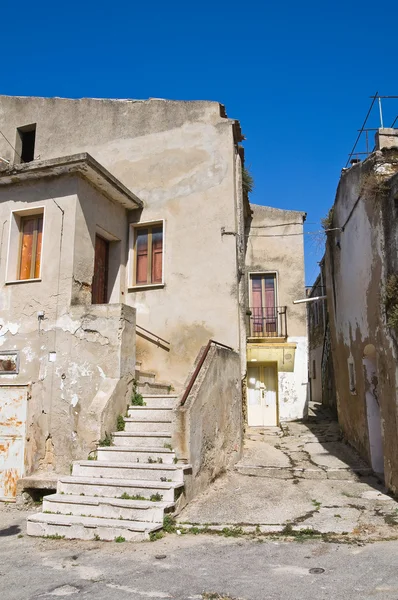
0, 95, 307, 539
245, 205, 308, 425
324, 128, 398, 492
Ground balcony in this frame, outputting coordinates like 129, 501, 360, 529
247, 306, 287, 339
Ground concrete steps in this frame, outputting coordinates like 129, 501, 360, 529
124, 418, 173, 433
96, 447, 176, 464
27, 378, 186, 542
28, 512, 162, 542
112, 431, 172, 447
127, 406, 173, 420
72, 460, 188, 482
140, 395, 178, 409
137, 382, 172, 395
42, 493, 173, 522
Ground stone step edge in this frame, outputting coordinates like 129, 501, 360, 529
97, 446, 174, 453
43, 493, 174, 510
112, 432, 172, 437
58, 476, 184, 489
124, 418, 173, 424
28, 512, 162, 532
75, 460, 191, 471
128, 407, 173, 411
140, 395, 178, 398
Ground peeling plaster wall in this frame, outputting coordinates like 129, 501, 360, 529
325, 149, 398, 492
0, 96, 243, 389
0, 175, 135, 476
245, 204, 309, 420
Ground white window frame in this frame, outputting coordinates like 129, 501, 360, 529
128, 219, 165, 290
5, 206, 46, 284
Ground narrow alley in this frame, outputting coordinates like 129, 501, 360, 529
177, 403, 398, 539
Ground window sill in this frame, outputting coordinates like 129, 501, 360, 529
128, 283, 165, 292
5, 278, 42, 285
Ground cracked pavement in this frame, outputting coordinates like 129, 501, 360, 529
177, 403, 398, 539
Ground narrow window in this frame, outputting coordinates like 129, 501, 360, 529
348, 361, 356, 394
17, 214, 43, 280
15, 124, 36, 163
92, 235, 109, 304
312, 359, 316, 379
133, 223, 163, 286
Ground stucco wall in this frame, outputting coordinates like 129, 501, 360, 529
173, 345, 242, 502
0, 96, 243, 390
325, 148, 398, 491
0, 175, 135, 475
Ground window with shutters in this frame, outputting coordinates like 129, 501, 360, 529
6, 208, 45, 283
130, 222, 164, 288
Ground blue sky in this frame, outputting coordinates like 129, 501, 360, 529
2, 0, 398, 285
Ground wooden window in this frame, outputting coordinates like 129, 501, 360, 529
17, 214, 43, 280
133, 224, 163, 286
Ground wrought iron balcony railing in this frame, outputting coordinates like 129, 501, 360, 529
248, 306, 287, 338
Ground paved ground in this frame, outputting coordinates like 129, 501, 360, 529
2, 403, 398, 599
178, 403, 398, 539
2, 506, 398, 600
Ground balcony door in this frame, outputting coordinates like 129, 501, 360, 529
250, 273, 277, 337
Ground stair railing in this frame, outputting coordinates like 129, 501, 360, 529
180, 340, 233, 406
136, 324, 170, 351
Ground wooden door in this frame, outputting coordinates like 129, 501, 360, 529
247, 364, 278, 427
92, 235, 109, 304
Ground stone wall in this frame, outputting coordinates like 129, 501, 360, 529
325, 146, 398, 492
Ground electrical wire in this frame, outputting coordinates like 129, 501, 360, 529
0, 128, 21, 160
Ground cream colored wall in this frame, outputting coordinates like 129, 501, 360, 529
0, 96, 242, 389
0, 175, 135, 476
245, 204, 308, 420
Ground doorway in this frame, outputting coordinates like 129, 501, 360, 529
92, 235, 109, 304
247, 363, 278, 426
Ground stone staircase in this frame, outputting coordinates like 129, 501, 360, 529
27, 364, 190, 542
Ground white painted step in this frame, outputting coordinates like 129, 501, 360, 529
112, 431, 172, 448
97, 447, 176, 464
127, 407, 173, 420
72, 460, 187, 482
138, 382, 172, 395
42, 493, 172, 522
57, 476, 183, 502
27, 512, 161, 541
135, 369, 157, 384
140, 395, 178, 409
124, 419, 172, 433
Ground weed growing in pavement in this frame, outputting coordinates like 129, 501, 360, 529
115, 536, 126, 543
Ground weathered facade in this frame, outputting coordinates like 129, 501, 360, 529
245, 205, 308, 425
324, 128, 398, 492
0, 96, 307, 526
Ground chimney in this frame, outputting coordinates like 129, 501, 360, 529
375, 128, 398, 150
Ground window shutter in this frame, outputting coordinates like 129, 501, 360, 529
151, 227, 163, 283
136, 229, 149, 284
19, 217, 35, 280
34, 216, 43, 278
